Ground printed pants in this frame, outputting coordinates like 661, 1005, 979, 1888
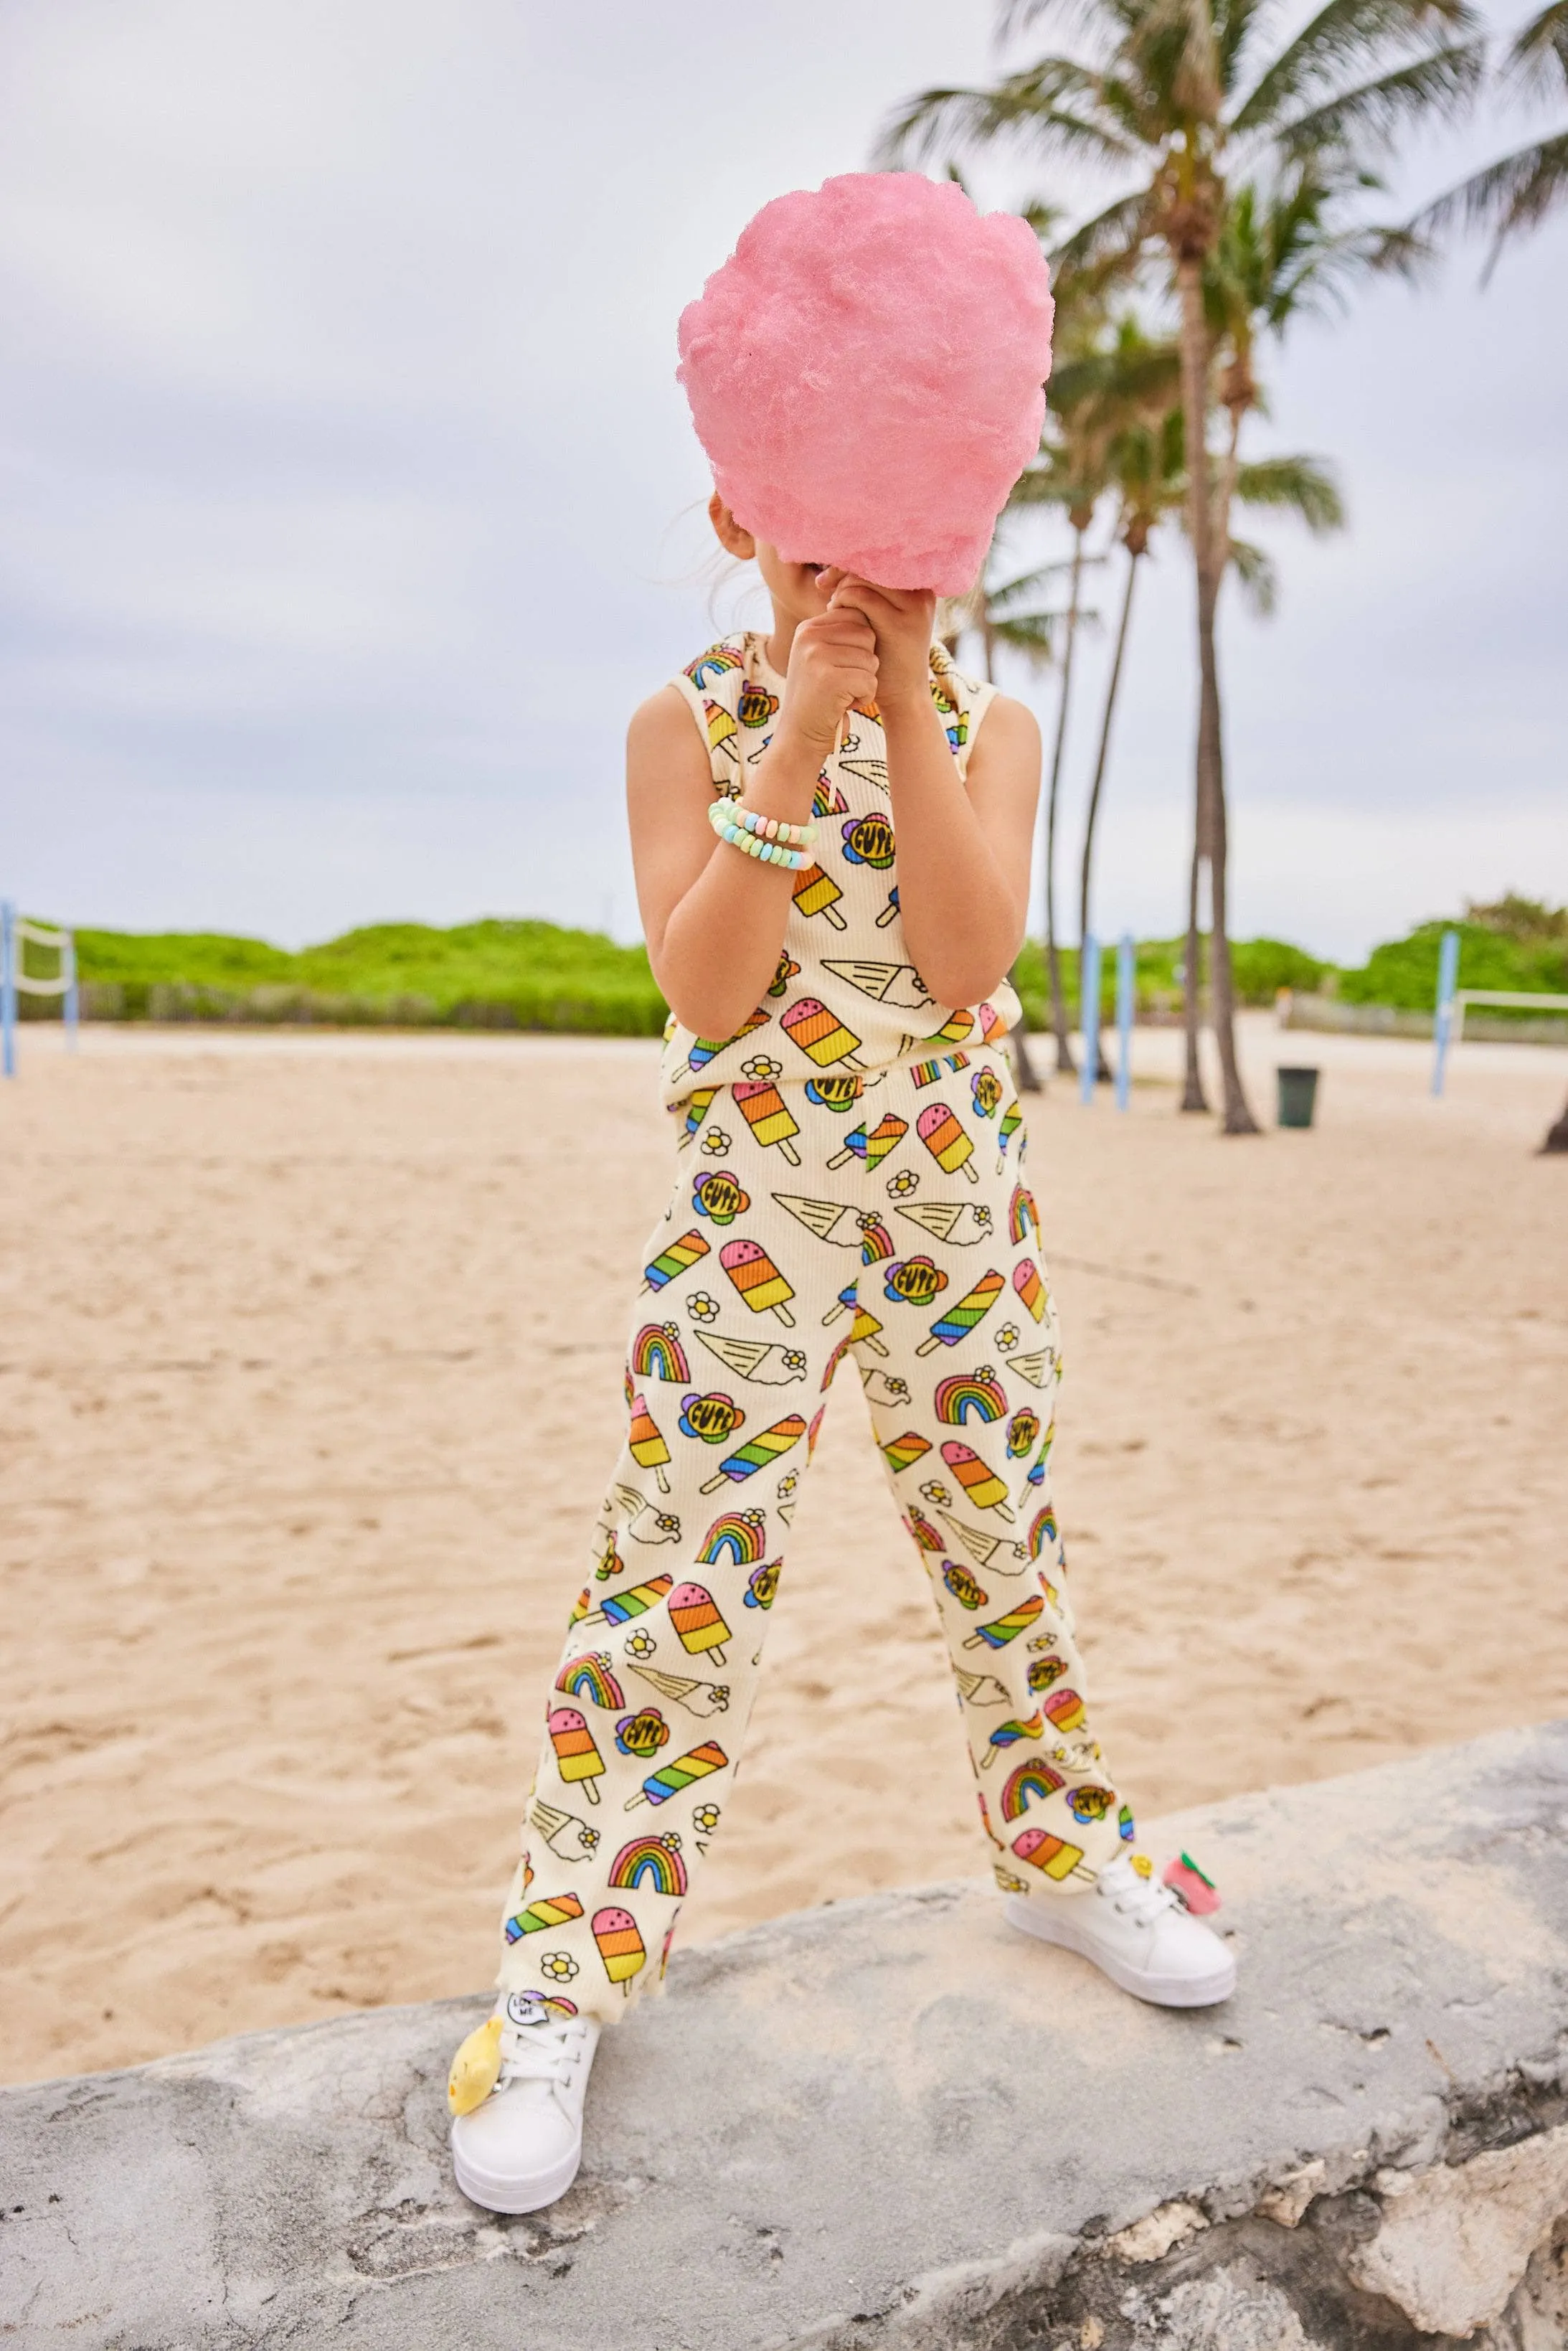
496, 1051, 1130, 2024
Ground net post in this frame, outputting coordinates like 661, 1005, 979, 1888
1115, 933, 1134, 1113
65, 931, 79, 1051
1078, 935, 1100, 1107
1430, 928, 1460, 1098
1, 902, 15, 1078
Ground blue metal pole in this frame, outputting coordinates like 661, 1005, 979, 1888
1430, 927, 1460, 1098
65, 932, 79, 1051
1, 903, 15, 1078
1115, 932, 1134, 1111
1078, 934, 1101, 1106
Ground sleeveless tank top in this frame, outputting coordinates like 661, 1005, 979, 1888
659, 630, 1021, 1110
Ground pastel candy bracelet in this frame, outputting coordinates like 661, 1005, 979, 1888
707, 795, 816, 871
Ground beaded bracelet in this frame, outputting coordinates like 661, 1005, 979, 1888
706, 795, 816, 870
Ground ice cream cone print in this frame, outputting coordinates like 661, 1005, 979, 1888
820, 959, 934, 1012
694, 1330, 807, 1385
771, 1193, 859, 1245
894, 1199, 993, 1246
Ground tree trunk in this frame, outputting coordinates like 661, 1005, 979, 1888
1204, 404, 1259, 1134
1541, 1093, 1568, 1154
1182, 835, 1207, 1111
1044, 526, 1085, 1078
1176, 255, 1257, 1135
1078, 545, 1139, 1083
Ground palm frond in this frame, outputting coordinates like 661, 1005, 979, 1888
1508, 0, 1568, 100
990, 612, 1065, 669
1407, 130, 1568, 273
1227, 537, 1279, 613
1234, 452, 1346, 529
1271, 39, 1486, 157
876, 61, 1135, 172
1228, 0, 1479, 137
989, 561, 1085, 607
1049, 188, 1153, 278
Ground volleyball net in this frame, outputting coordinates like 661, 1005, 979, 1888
1, 900, 78, 1076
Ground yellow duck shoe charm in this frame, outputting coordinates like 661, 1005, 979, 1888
447, 2014, 505, 2116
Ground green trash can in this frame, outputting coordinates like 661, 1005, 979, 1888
1277, 1065, 1320, 1129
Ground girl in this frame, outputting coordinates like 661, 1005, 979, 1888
447, 510, 1235, 2217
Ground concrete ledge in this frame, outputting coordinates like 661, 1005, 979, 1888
4, 1722, 1567, 2349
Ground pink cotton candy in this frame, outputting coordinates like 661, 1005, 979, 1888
676, 173, 1054, 597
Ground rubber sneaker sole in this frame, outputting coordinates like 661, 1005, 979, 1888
1004, 1894, 1237, 2007
450, 2129, 583, 2215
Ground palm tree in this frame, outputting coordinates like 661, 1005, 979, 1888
1411, 1, 1568, 274
1075, 347, 1184, 1007
882, 0, 1483, 1131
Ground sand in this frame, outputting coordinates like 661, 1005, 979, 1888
2, 1017, 1564, 2086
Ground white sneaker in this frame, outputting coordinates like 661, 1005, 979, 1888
450, 1994, 601, 2214
1005, 1852, 1237, 2007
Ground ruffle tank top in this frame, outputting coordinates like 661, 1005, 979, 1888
659, 630, 1021, 1111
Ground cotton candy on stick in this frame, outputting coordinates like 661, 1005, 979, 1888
677, 174, 1054, 595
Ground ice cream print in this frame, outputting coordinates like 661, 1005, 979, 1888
660, 633, 1021, 1115
496, 1047, 1127, 2027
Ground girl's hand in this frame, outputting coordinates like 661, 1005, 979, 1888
780, 606, 879, 754
819, 573, 938, 711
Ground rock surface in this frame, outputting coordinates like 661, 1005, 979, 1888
4, 1721, 1567, 2350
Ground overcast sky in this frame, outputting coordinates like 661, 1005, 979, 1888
1, 0, 1562, 964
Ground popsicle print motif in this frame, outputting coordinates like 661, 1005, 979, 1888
699, 1413, 808, 1494
827, 1113, 907, 1172
917, 1269, 1006, 1356
781, 997, 865, 1070
791, 863, 848, 929
730, 1080, 802, 1167
666, 1581, 731, 1661
916, 1101, 977, 1184
643, 1230, 709, 1293
1012, 1258, 1048, 1323
719, 1237, 795, 1324
547, 1707, 605, 1804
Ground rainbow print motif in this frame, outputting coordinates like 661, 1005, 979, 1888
630, 1322, 691, 1383
554, 1652, 625, 1710
933, 1369, 1007, 1425
700, 1509, 768, 1565
608, 1834, 689, 1897
492, 714, 1126, 2025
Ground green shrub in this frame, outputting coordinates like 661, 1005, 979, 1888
1337, 920, 1568, 1012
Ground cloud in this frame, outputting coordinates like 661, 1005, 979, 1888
0, 0, 1562, 958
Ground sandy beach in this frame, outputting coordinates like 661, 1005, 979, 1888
3, 1016, 1564, 2086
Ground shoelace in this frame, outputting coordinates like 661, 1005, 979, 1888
1100, 1860, 1180, 1928
498, 2017, 587, 2093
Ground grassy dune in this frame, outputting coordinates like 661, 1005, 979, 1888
27, 908, 1567, 1036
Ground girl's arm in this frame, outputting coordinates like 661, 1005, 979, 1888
823, 575, 1041, 1009
627, 610, 878, 1040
